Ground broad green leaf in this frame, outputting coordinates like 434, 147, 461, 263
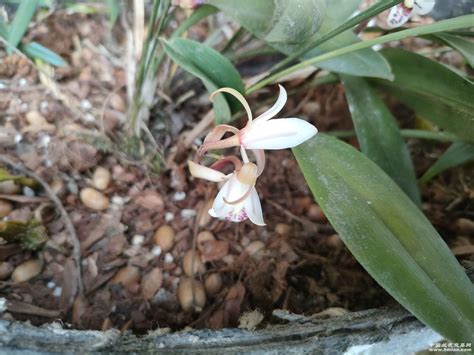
272, 0, 399, 76
434, 32, 474, 67
209, 0, 392, 79
327, 0, 363, 22
248, 14, 474, 93
160, 37, 244, 123
375, 48, 474, 141
207, 0, 326, 45
291, 19, 392, 79
341, 75, 420, 205
7, 0, 39, 52
20, 42, 67, 67
420, 142, 474, 184
293, 134, 474, 342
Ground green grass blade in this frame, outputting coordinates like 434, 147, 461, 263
20, 41, 67, 67
434, 32, 474, 67
7, 0, 39, 52
420, 142, 474, 184
293, 134, 474, 342
341, 75, 420, 205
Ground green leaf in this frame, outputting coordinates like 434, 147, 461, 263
160, 37, 245, 123
7, 0, 39, 52
106, 0, 120, 26
20, 41, 67, 67
0, 18, 8, 38
293, 134, 474, 342
207, 0, 326, 45
420, 142, 474, 184
341, 75, 420, 205
299, 28, 393, 79
375, 48, 474, 141
434, 32, 474, 67
247, 14, 474, 93
271, 0, 399, 76
326, 0, 363, 22
209, 0, 392, 79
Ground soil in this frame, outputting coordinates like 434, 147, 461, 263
0, 9, 472, 335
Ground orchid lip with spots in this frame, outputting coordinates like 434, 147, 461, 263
189, 85, 318, 226
189, 159, 265, 226
387, 0, 436, 28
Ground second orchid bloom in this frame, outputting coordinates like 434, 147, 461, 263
189, 85, 318, 226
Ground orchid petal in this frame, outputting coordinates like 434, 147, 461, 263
254, 85, 288, 123
203, 124, 239, 145
210, 174, 248, 218
242, 118, 318, 150
413, 0, 435, 15
386, 5, 413, 29
210, 87, 253, 123
188, 161, 228, 182
244, 187, 265, 226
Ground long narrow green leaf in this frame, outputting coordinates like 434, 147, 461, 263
434, 32, 474, 67
375, 48, 474, 141
20, 41, 67, 67
160, 37, 244, 123
420, 142, 474, 184
272, 0, 402, 73
247, 14, 474, 93
341, 75, 420, 205
7, 0, 39, 52
293, 134, 474, 342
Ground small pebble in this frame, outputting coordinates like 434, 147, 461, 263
172, 191, 186, 201
154, 225, 175, 252
204, 273, 223, 295
275, 223, 291, 236
151, 246, 162, 257
181, 209, 197, 219
12, 259, 43, 283
177, 277, 206, 312
0, 181, 21, 194
142, 268, 163, 300
165, 212, 174, 222
197, 231, 215, 252
307, 204, 326, 222
111, 266, 140, 292
0, 200, 13, 218
0, 262, 13, 280
455, 218, 474, 235
80, 188, 109, 211
164, 253, 174, 264
182, 250, 206, 277
93, 167, 111, 191
198, 199, 213, 227
47, 281, 55, 289
53, 287, 62, 297
245, 241, 266, 260
132, 234, 145, 246
25, 111, 48, 126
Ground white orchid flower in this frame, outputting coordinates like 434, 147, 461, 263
387, 0, 436, 28
188, 157, 265, 226
199, 85, 318, 155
